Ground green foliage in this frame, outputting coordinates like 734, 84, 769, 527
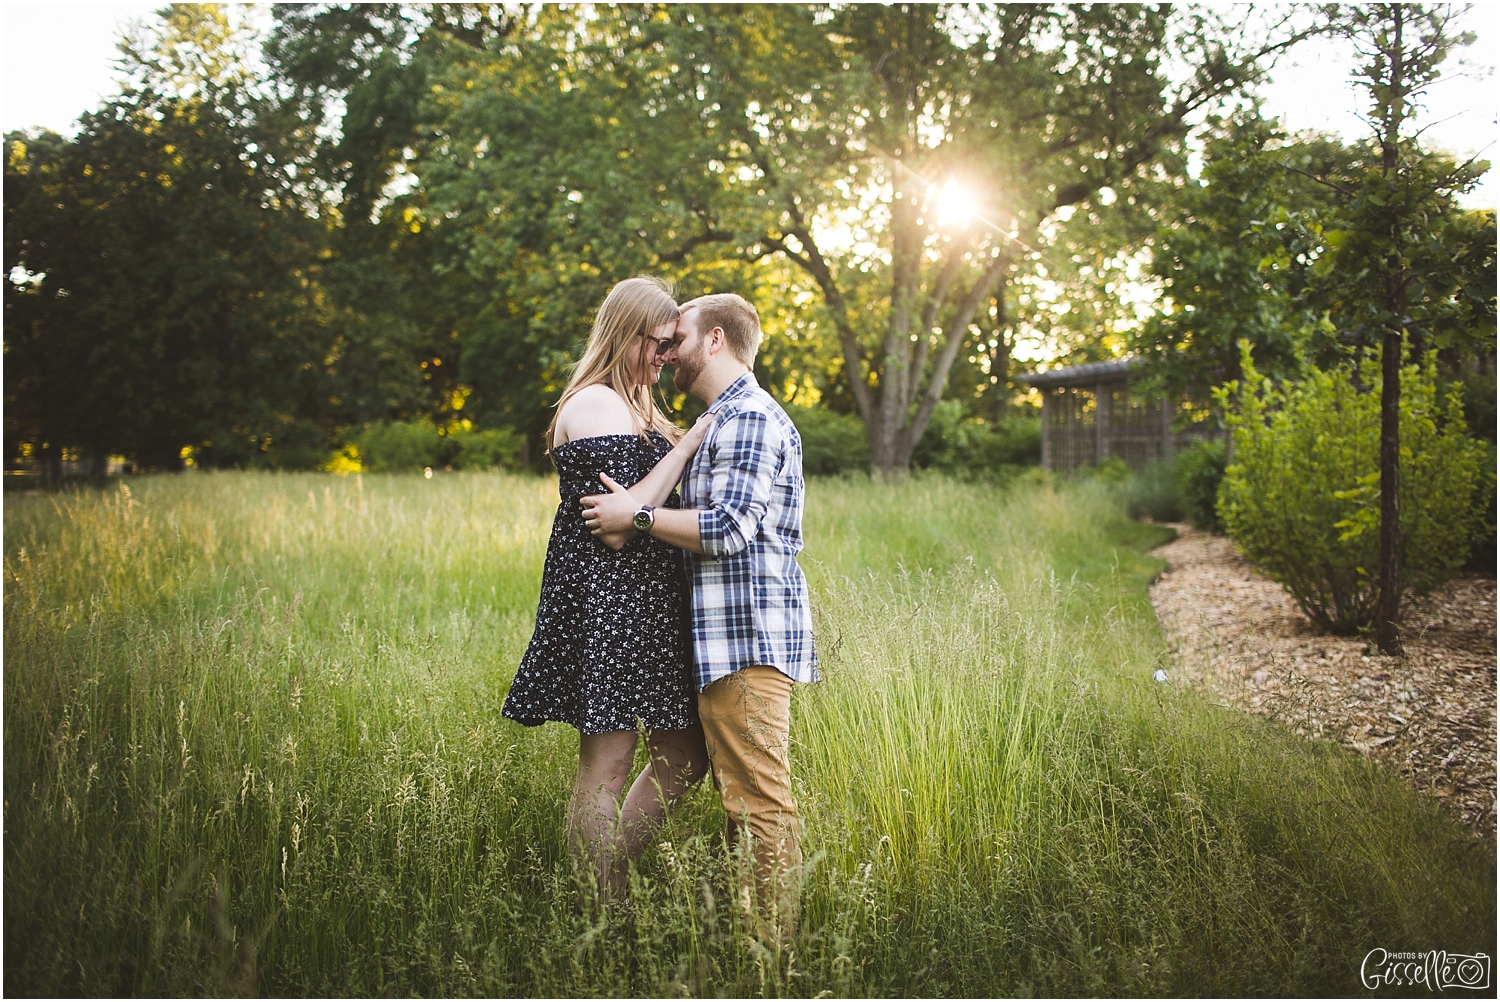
1303, 167, 1494, 369
353, 421, 521, 473
787, 400, 1041, 477
1456, 368, 1497, 442
1086, 456, 1131, 484
1217, 346, 1489, 633
1176, 440, 1228, 532
355, 420, 446, 472
1109, 441, 1227, 528
448, 427, 523, 471
412, 5, 757, 443
1134, 104, 1493, 406
3, 6, 332, 469
784, 405, 870, 476
1132, 118, 1358, 401
5, 473, 1491, 996
1467, 438, 1498, 575
1122, 460, 1184, 523
1306, 3, 1492, 363
9, 4, 1490, 489
265, 5, 514, 432
910, 400, 1042, 474
409, 5, 1299, 471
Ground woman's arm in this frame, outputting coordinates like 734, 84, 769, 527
588, 414, 713, 550
629, 413, 714, 507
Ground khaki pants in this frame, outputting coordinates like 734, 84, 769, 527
697, 665, 802, 936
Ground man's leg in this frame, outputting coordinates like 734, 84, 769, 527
697, 666, 802, 941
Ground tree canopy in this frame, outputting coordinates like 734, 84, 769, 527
3, 3, 1491, 474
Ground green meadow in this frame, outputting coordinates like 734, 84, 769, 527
4, 472, 1492, 996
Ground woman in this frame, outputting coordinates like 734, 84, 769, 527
502, 276, 710, 897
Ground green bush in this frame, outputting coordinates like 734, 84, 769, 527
1123, 459, 1183, 522
450, 426, 523, 470
786, 405, 870, 475
1468, 439, 1497, 574
1088, 455, 1131, 484
356, 420, 447, 472
1454, 370, 1496, 572
1457, 368, 1497, 441
1217, 347, 1489, 634
350, 421, 523, 473
913, 400, 1042, 474
1176, 440, 1227, 531
783, 401, 1041, 478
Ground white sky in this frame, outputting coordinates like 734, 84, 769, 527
4, 1, 1497, 209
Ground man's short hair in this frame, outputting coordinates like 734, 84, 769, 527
681, 293, 761, 366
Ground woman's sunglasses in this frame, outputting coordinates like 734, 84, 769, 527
644, 333, 677, 358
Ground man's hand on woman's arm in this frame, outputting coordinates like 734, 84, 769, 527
580, 413, 713, 550
581, 475, 707, 553
583, 406, 779, 557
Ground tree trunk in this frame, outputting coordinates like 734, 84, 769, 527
862, 239, 1009, 477
1375, 326, 1402, 653
1374, 4, 1405, 656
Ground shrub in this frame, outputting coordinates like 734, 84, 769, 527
356, 420, 447, 472
1467, 439, 1497, 574
1123, 459, 1184, 522
1454, 370, 1496, 572
450, 426, 523, 470
1457, 368, 1497, 441
913, 400, 1042, 475
1089, 455, 1131, 484
348, 421, 524, 473
782, 401, 1042, 478
975, 413, 1043, 467
1175, 440, 1227, 532
1217, 347, 1489, 634
786, 405, 870, 475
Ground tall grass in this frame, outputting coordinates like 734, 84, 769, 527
5, 472, 1492, 996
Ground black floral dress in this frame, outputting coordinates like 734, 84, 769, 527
503, 432, 697, 735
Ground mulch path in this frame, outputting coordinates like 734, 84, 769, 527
1149, 525, 1497, 840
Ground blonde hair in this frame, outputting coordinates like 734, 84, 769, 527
680, 293, 761, 365
546, 276, 683, 450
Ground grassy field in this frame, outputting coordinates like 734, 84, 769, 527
4, 471, 1493, 996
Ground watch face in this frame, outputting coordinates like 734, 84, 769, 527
633, 510, 653, 531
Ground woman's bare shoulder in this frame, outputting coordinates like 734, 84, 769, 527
555, 383, 636, 445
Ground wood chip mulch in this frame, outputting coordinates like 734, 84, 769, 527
1149, 525, 1497, 840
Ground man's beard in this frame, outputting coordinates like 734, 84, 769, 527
672, 341, 708, 394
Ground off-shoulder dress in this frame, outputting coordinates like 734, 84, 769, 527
501, 432, 697, 735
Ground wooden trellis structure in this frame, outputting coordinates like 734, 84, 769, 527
1018, 359, 1217, 473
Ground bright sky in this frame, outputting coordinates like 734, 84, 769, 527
4, 1, 1497, 209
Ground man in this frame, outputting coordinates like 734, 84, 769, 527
580, 293, 817, 937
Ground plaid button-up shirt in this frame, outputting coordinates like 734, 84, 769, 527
681, 372, 818, 690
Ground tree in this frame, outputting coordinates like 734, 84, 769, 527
265, 4, 522, 435
413, 5, 1320, 474
1310, 3, 1490, 653
411, 6, 768, 452
1129, 117, 1361, 402
4, 4, 333, 470
676, 4, 1320, 473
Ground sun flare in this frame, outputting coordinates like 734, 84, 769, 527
932, 180, 977, 227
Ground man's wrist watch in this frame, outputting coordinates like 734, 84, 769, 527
632, 504, 656, 533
